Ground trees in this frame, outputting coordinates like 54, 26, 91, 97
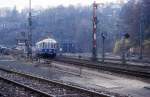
119, 0, 150, 56
0, 4, 122, 53
120, 0, 150, 45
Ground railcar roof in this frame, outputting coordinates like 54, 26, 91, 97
36, 38, 57, 45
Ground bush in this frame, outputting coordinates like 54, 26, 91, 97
113, 39, 131, 54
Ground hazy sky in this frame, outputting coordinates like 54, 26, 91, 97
0, 0, 124, 10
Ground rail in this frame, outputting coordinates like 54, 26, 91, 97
0, 67, 112, 97
55, 56, 150, 78
0, 76, 54, 97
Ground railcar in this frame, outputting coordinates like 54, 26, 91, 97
35, 38, 57, 58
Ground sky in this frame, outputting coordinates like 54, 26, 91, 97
0, 0, 125, 10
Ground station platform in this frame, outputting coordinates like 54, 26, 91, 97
0, 55, 149, 97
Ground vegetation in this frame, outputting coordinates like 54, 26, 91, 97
0, 4, 121, 52
0, 0, 149, 54
113, 39, 131, 54
120, 0, 150, 46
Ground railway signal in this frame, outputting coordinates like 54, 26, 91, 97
92, 1, 102, 61
101, 32, 107, 63
122, 32, 130, 64
92, 1, 98, 61
92, 1, 103, 61
124, 33, 130, 39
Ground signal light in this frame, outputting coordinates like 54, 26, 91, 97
124, 33, 130, 39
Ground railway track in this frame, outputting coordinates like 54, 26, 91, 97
0, 76, 53, 97
0, 67, 114, 97
102, 58, 150, 64
62, 54, 150, 64
54, 57, 150, 78
60, 55, 150, 68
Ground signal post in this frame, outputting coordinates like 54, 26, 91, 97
92, 1, 98, 61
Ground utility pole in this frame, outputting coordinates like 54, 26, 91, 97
92, 1, 98, 61
139, 2, 144, 60
27, 0, 32, 59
